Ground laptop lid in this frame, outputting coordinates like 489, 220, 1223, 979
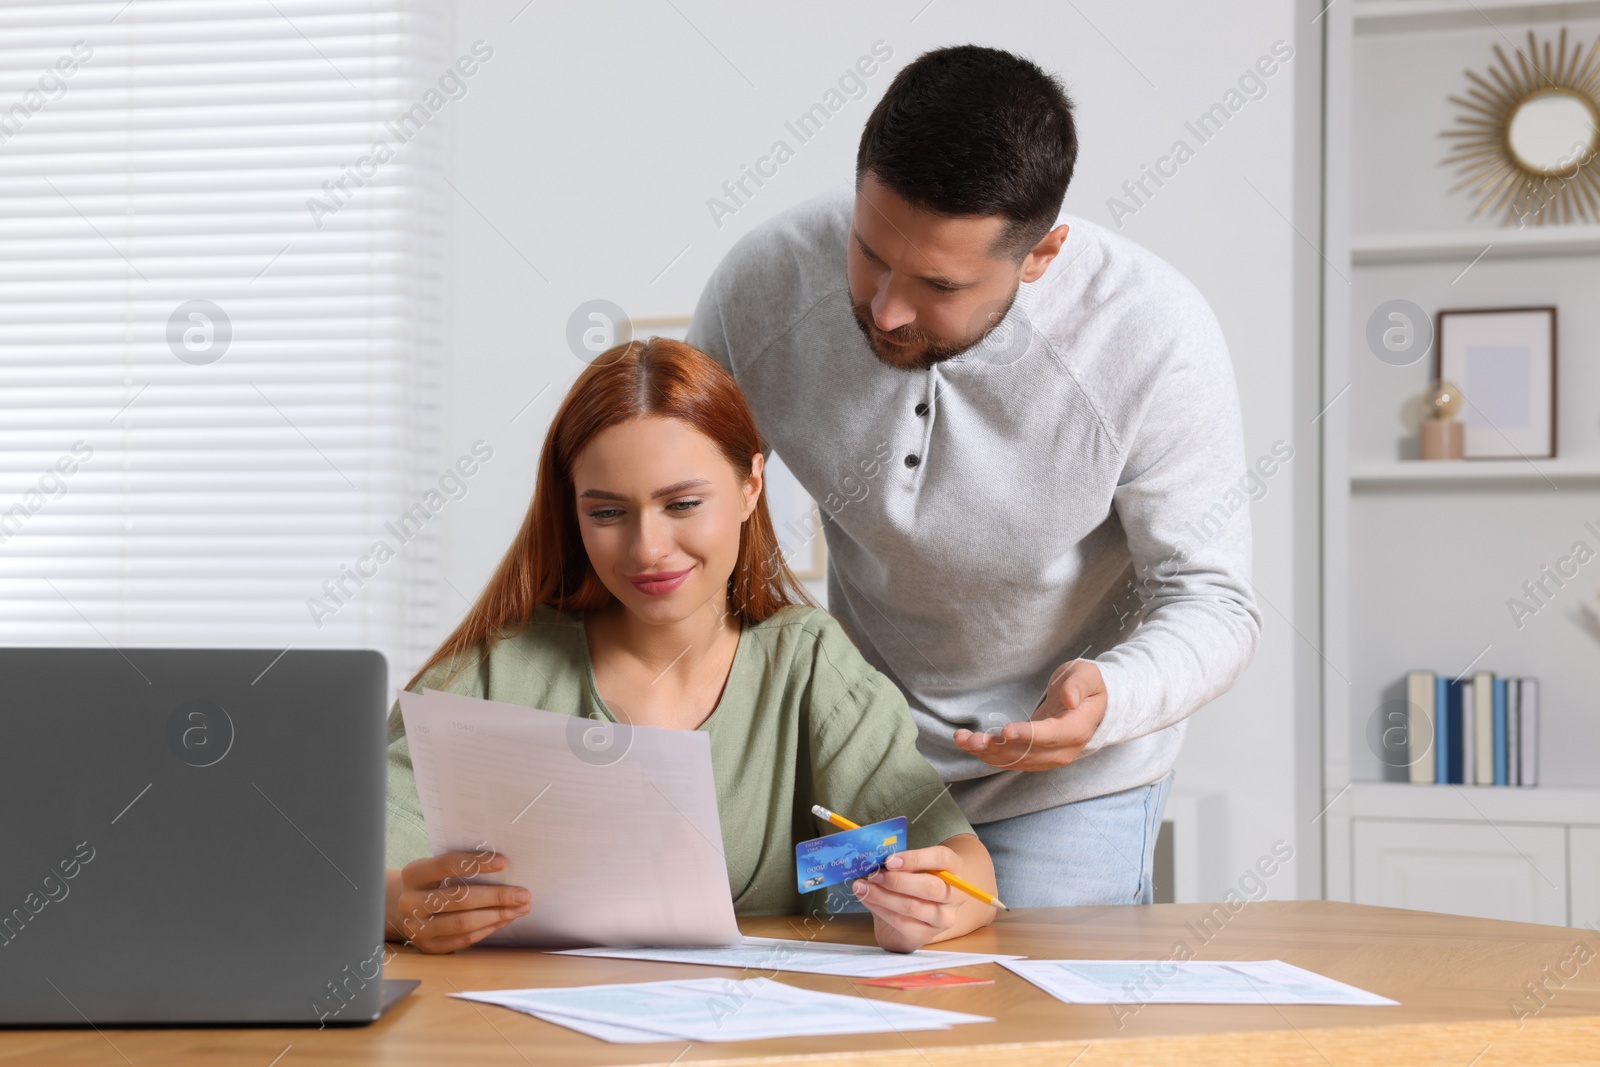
0, 648, 389, 1027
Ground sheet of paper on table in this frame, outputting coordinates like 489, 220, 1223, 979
551, 935, 1026, 978
398, 688, 740, 948
452, 976, 994, 1043
1002, 959, 1399, 1006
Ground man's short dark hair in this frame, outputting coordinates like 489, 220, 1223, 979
856, 45, 1077, 261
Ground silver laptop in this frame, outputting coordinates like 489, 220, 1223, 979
0, 648, 415, 1026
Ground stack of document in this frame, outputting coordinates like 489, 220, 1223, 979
454, 976, 993, 1043
552, 935, 1024, 977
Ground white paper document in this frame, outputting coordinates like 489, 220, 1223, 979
551, 935, 1025, 977
1002, 959, 1398, 1006
453, 976, 993, 1043
398, 688, 740, 948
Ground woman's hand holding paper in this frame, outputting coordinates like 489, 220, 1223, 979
384, 851, 531, 954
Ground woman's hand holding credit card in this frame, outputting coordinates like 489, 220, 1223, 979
807, 805, 1006, 954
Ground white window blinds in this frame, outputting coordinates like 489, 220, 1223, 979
0, 1, 446, 695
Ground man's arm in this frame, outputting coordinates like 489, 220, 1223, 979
1085, 318, 1264, 753
956, 299, 1263, 770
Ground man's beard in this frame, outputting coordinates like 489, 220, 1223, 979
849, 285, 1020, 371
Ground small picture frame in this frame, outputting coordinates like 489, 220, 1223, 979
1435, 306, 1557, 459
626, 315, 692, 342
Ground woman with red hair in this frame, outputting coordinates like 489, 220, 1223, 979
383, 338, 997, 954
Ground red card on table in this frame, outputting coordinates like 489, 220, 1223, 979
855, 971, 995, 990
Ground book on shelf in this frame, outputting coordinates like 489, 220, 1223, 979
1473, 670, 1493, 786
1520, 679, 1539, 787
1406, 672, 1434, 785
1440, 675, 1452, 783
1507, 679, 1520, 788
1492, 677, 1507, 788
1449, 678, 1465, 785
1403, 670, 1538, 786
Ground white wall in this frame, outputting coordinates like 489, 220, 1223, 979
434, 0, 1322, 900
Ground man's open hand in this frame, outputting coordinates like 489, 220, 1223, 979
951, 660, 1107, 772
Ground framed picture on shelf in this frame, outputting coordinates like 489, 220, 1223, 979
626, 315, 691, 342
628, 315, 827, 580
1435, 306, 1557, 460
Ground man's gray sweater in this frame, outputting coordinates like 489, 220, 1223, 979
686, 187, 1261, 824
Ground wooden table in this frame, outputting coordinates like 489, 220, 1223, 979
5, 901, 1599, 1065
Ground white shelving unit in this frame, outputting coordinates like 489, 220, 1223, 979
1350, 459, 1600, 484
1354, 0, 1600, 27
1322, 1, 1600, 929
1352, 227, 1600, 264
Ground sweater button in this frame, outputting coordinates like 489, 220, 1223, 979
904, 453, 920, 468
914, 402, 928, 417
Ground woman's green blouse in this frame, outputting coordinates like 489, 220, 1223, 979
385, 604, 975, 916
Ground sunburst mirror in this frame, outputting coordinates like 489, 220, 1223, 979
1442, 28, 1600, 225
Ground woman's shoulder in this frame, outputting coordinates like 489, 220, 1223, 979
412, 603, 584, 695
744, 605, 876, 684
521, 602, 584, 637
744, 603, 840, 642
484, 603, 586, 672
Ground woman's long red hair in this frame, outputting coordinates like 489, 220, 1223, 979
406, 337, 814, 690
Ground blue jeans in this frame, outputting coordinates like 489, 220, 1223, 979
825, 771, 1173, 913
973, 772, 1173, 908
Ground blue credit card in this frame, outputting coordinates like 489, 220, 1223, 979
795, 816, 907, 892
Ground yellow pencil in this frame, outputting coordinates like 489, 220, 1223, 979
811, 804, 1008, 910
